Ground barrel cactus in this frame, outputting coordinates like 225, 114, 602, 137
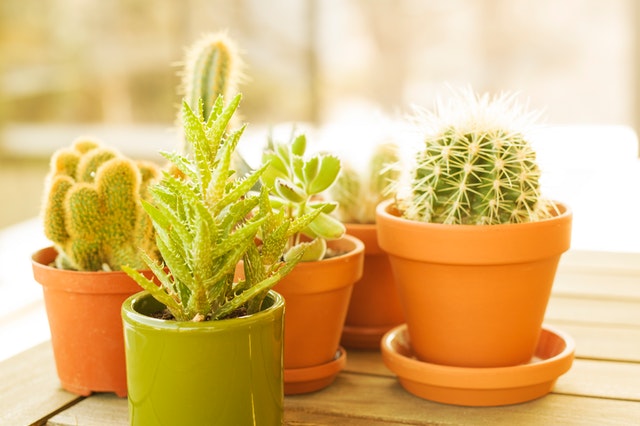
397, 88, 554, 225
42, 138, 161, 271
330, 141, 400, 224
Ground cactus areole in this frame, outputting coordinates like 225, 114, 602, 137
398, 88, 555, 225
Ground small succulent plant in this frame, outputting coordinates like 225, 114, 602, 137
124, 94, 313, 321
330, 141, 400, 224
260, 131, 346, 261
42, 139, 161, 271
395, 87, 554, 225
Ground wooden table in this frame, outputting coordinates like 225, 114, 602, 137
1, 250, 639, 425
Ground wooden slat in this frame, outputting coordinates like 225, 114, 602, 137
40, 372, 640, 426
547, 322, 640, 362
0, 341, 82, 426
284, 373, 640, 426
546, 296, 640, 327
48, 394, 128, 426
555, 359, 640, 402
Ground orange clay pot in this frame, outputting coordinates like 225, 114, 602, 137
340, 223, 404, 350
31, 247, 148, 397
376, 200, 572, 368
274, 234, 364, 394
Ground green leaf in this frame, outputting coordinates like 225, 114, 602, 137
291, 134, 307, 156
308, 155, 341, 194
274, 178, 306, 203
307, 210, 346, 240
303, 156, 319, 185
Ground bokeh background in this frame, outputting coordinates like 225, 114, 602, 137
1, 0, 638, 228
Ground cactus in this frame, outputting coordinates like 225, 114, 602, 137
331, 141, 400, 224
179, 32, 252, 178
124, 94, 315, 321
398, 88, 553, 225
42, 138, 161, 271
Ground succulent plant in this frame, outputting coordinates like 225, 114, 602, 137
396, 87, 554, 225
330, 141, 400, 224
124, 94, 314, 321
260, 131, 346, 261
42, 139, 161, 271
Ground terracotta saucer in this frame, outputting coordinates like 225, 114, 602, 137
284, 347, 347, 395
381, 324, 575, 407
341, 324, 395, 350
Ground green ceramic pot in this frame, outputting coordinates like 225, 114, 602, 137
122, 290, 285, 426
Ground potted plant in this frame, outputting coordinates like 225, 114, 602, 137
328, 141, 405, 350
377, 88, 573, 372
121, 94, 316, 425
260, 131, 365, 394
31, 138, 161, 397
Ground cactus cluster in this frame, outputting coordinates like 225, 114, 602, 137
398, 88, 553, 225
42, 139, 161, 271
124, 95, 314, 321
330, 141, 400, 224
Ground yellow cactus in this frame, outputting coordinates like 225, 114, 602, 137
42, 138, 161, 271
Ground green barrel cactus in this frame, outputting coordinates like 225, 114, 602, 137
42, 138, 161, 271
330, 141, 400, 224
398, 88, 553, 225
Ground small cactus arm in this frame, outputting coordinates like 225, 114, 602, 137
42, 139, 161, 271
179, 32, 252, 178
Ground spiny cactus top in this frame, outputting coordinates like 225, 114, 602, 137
397, 88, 554, 225
42, 138, 161, 271
179, 32, 252, 178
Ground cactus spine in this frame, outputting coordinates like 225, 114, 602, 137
400, 88, 553, 225
42, 139, 161, 271
331, 142, 400, 224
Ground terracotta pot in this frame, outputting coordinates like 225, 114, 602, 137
274, 234, 364, 394
122, 290, 285, 426
31, 246, 147, 397
376, 200, 572, 368
341, 223, 404, 350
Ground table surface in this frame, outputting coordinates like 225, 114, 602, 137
1, 249, 639, 426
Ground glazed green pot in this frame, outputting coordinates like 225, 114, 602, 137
122, 290, 285, 426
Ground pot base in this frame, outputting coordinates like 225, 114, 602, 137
381, 324, 575, 407
341, 324, 396, 350
284, 347, 347, 395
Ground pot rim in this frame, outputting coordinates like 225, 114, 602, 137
375, 199, 572, 265
121, 289, 285, 332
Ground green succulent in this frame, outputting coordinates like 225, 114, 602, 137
260, 131, 345, 261
398, 88, 554, 225
124, 94, 313, 322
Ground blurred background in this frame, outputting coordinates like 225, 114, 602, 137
0, 0, 638, 229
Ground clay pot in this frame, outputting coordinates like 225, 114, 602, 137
340, 223, 404, 350
376, 200, 572, 368
274, 234, 364, 394
122, 290, 285, 426
31, 246, 147, 397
